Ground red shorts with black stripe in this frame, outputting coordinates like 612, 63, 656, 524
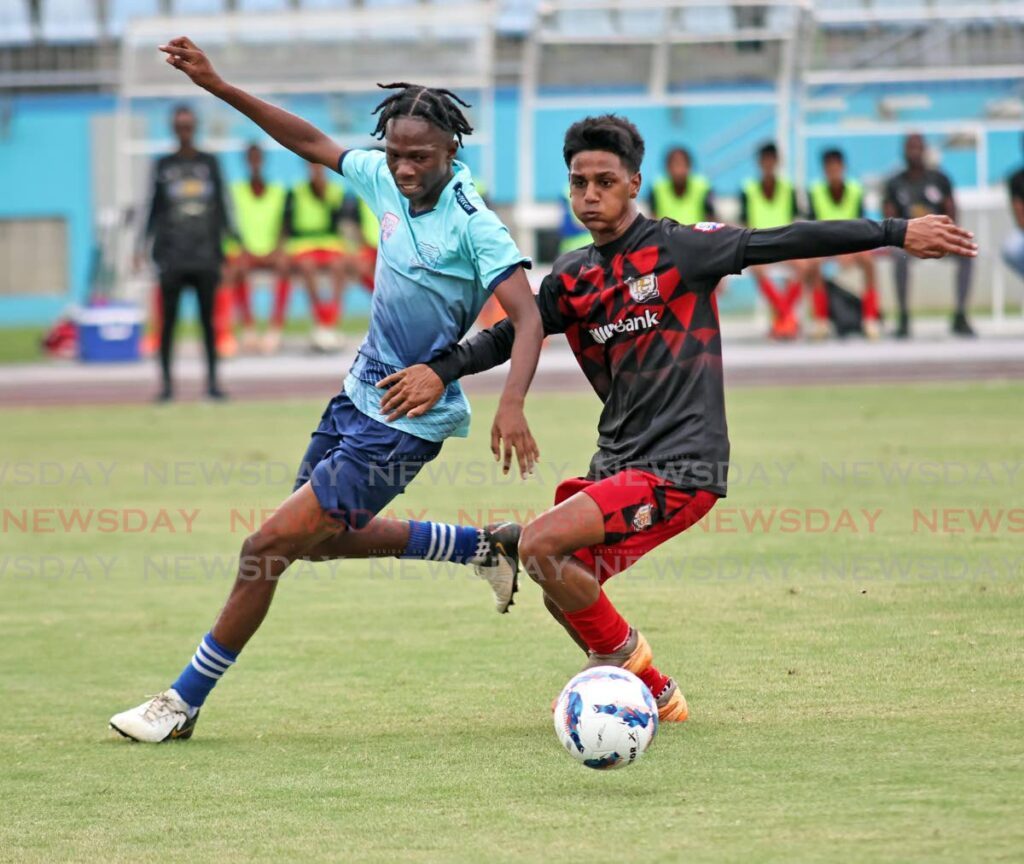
554, 469, 719, 583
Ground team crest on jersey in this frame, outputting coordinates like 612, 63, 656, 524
632, 504, 654, 532
693, 221, 724, 233
416, 242, 441, 268
627, 274, 659, 304
380, 212, 399, 242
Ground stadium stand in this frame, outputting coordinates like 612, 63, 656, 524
0, 0, 33, 45
39, 0, 102, 43
1, 0, 1023, 324
107, 0, 163, 38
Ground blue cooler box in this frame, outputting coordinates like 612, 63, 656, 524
75, 304, 144, 363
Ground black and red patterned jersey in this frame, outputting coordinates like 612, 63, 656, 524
428, 213, 906, 496
531, 214, 744, 494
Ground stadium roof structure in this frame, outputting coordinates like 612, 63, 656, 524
514, 0, 811, 256
112, 1, 500, 286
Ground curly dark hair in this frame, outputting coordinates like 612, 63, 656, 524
562, 114, 645, 173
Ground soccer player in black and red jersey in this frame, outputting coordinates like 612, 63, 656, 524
378, 115, 977, 723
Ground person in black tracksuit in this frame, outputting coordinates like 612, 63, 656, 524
884, 133, 974, 338
139, 105, 230, 401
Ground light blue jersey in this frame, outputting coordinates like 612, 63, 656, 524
337, 149, 527, 441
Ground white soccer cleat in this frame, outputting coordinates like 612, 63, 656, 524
473, 522, 521, 614
109, 688, 199, 743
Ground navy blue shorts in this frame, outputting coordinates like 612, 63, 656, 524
293, 392, 443, 529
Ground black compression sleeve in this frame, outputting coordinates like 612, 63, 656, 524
427, 319, 516, 385
742, 218, 907, 266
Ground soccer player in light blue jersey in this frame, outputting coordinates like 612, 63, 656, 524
110, 37, 543, 742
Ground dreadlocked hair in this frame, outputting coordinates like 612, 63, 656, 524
371, 82, 474, 147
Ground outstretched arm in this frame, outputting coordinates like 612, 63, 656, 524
159, 37, 342, 169
376, 275, 565, 420
743, 214, 977, 266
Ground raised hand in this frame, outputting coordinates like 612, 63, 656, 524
159, 37, 223, 92
903, 214, 978, 260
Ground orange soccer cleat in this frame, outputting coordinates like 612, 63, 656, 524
584, 628, 653, 676
655, 679, 689, 723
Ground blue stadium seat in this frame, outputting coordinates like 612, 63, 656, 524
766, 5, 797, 30
813, 0, 870, 10
870, 0, 925, 12
297, 0, 354, 8
40, 0, 101, 42
0, 0, 33, 45
173, 0, 227, 15
496, 0, 536, 35
106, 0, 160, 37
235, 0, 290, 11
679, 5, 735, 36
549, 6, 616, 37
619, 8, 667, 37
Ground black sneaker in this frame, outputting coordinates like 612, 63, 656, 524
154, 387, 174, 403
894, 313, 910, 340
207, 386, 229, 401
952, 312, 976, 337
473, 522, 520, 614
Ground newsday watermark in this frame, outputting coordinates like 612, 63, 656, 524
1, 552, 1020, 584
3, 506, 1022, 535
3, 458, 1022, 489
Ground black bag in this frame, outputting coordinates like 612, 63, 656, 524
824, 278, 864, 337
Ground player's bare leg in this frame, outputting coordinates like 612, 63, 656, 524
542, 594, 590, 655
110, 482, 342, 741
259, 250, 291, 354
804, 258, 831, 340
212, 482, 342, 651
518, 494, 688, 721
751, 262, 800, 340
847, 251, 880, 338
324, 255, 347, 335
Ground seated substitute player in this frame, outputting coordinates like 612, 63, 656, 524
1003, 136, 1024, 283
649, 145, 715, 224
340, 183, 382, 295
377, 115, 978, 723
806, 148, 881, 340
884, 133, 975, 338
283, 161, 351, 352
741, 141, 808, 339
109, 37, 544, 743
223, 142, 290, 353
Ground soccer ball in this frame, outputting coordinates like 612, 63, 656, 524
553, 666, 658, 770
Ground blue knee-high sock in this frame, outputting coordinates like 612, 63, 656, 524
171, 632, 239, 709
401, 520, 485, 564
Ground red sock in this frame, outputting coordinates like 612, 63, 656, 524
233, 280, 253, 327
312, 300, 331, 326
150, 284, 163, 345
320, 301, 339, 327
638, 665, 671, 700
863, 285, 880, 320
757, 275, 784, 313
271, 279, 291, 327
811, 282, 829, 319
783, 280, 802, 312
563, 591, 630, 656
213, 287, 234, 340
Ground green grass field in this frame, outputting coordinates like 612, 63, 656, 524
2, 383, 1022, 863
